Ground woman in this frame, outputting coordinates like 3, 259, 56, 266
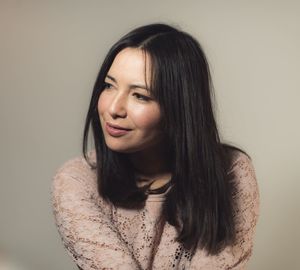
51, 23, 260, 270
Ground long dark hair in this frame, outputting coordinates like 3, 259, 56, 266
82, 23, 249, 255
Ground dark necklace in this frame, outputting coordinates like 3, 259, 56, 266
146, 180, 172, 195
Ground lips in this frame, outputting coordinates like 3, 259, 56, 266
106, 122, 131, 130
105, 122, 132, 136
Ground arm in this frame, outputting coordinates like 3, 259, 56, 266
51, 157, 141, 270
189, 152, 260, 270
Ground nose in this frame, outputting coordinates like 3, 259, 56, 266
108, 92, 127, 119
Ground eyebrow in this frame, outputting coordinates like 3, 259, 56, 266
106, 74, 149, 91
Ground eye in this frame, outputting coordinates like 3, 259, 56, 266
133, 93, 151, 101
103, 82, 113, 90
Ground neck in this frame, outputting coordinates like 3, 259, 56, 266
128, 141, 172, 187
128, 142, 170, 175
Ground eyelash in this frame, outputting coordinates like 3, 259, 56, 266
103, 82, 113, 89
133, 93, 151, 101
102, 82, 151, 102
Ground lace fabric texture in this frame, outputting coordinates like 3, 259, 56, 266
51, 150, 259, 270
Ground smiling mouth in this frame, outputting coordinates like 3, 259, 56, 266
105, 122, 132, 136
106, 122, 132, 130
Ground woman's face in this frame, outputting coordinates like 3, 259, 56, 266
98, 47, 164, 154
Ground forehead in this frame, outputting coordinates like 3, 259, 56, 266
107, 48, 151, 84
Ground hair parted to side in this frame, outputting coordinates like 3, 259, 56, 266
82, 23, 249, 255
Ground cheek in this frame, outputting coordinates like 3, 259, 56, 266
97, 92, 108, 115
130, 105, 161, 130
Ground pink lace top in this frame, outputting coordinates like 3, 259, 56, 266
51, 150, 259, 270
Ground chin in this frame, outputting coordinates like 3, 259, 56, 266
105, 142, 137, 154
105, 140, 153, 154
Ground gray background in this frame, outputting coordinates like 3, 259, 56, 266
1, 0, 299, 269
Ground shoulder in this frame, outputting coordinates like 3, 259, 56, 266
228, 150, 258, 192
51, 149, 98, 195
228, 150, 260, 228
54, 149, 96, 177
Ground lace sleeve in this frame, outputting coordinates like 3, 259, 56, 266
51, 157, 141, 270
189, 152, 260, 270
